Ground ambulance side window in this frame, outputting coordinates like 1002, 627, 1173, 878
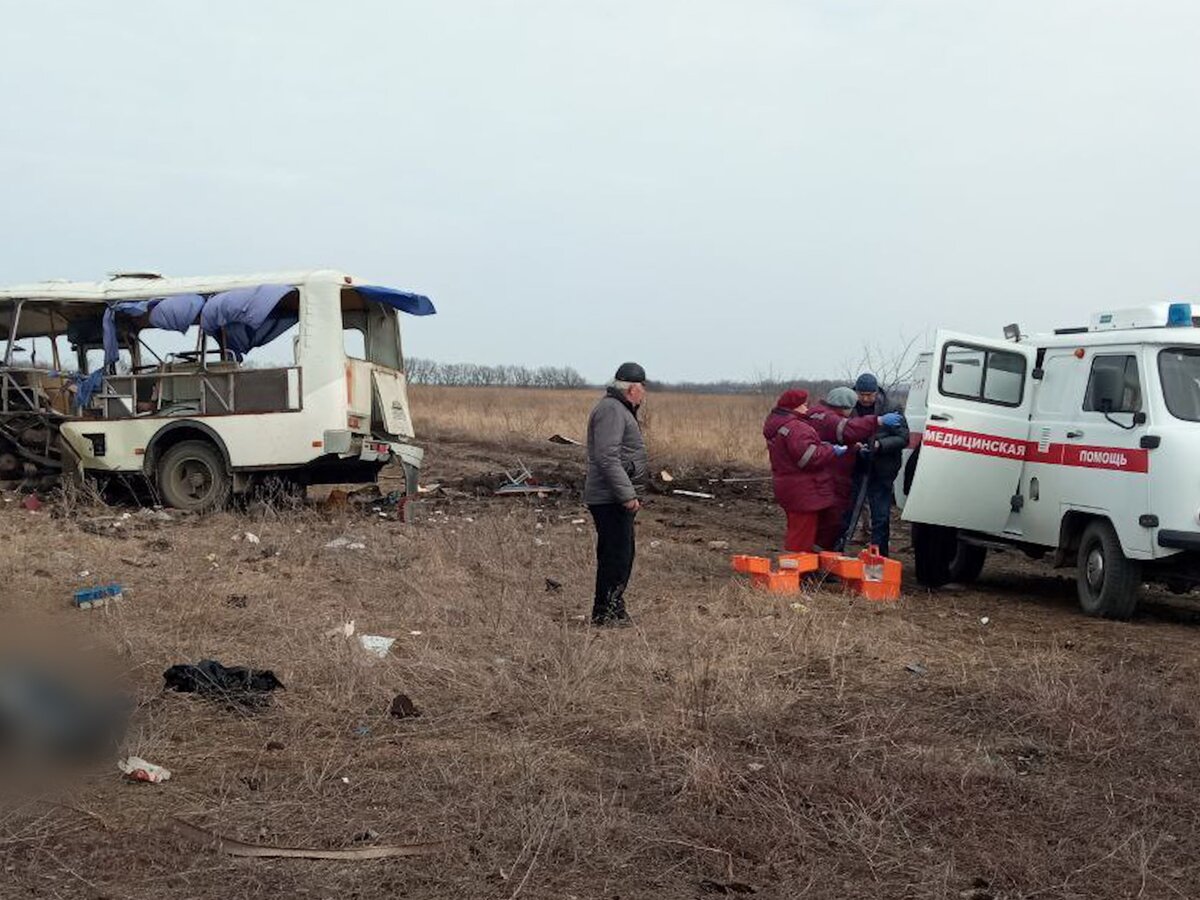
940, 342, 1025, 407
1083, 355, 1140, 413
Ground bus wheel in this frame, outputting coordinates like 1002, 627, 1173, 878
1076, 520, 1140, 619
913, 522, 957, 587
157, 440, 231, 512
948, 542, 987, 584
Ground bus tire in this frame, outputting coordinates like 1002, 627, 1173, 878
948, 542, 987, 584
157, 440, 231, 512
913, 522, 956, 587
1076, 520, 1140, 619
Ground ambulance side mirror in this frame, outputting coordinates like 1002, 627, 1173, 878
1031, 367, 1044, 380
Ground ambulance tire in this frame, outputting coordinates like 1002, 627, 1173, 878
1076, 520, 1140, 619
948, 542, 987, 584
912, 522, 957, 587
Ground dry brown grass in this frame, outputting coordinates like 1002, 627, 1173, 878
410, 386, 770, 472
4, 401, 1200, 898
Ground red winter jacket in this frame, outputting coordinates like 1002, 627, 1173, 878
803, 403, 879, 507
763, 407, 838, 512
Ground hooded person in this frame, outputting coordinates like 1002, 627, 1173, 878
762, 388, 847, 552
842, 372, 910, 557
805, 386, 904, 550
583, 362, 649, 627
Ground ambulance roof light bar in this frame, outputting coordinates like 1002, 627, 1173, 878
1086, 302, 1195, 332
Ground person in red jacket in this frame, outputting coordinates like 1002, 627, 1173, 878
763, 389, 848, 552
804, 387, 903, 549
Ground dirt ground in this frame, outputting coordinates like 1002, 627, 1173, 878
4, 429, 1200, 899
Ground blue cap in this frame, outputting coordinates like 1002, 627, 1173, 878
854, 373, 879, 393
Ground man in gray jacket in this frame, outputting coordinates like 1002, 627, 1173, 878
584, 362, 649, 627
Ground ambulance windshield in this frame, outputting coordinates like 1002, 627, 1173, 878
1158, 348, 1200, 421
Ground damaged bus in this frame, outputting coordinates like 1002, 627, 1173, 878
0, 269, 435, 510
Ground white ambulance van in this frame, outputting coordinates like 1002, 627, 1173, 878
897, 302, 1200, 618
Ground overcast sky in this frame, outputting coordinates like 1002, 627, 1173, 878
2, 1, 1198, 383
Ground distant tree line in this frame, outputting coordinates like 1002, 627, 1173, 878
406, 358, 588, 389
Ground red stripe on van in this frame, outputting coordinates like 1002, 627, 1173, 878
920, 426, 1149, 473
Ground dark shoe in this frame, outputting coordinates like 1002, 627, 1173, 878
591, 615, 635, 629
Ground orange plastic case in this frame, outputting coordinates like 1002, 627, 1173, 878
751, 570, 800, 594
776, 552, 819, 574
731, 555, 772, 575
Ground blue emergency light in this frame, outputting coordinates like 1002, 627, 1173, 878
1167, 302, 1193, 327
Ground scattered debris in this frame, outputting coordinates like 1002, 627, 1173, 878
545, 578, 563, 594
747, 762, 765, 772
325, 537, 367, 551
980, 616, 990, 626
570, 518, 586, 525
164, 817, 450, 859
353, 828, 381, 843
417, 483, 442, 494
495, 459, 565, 496
266, 740, 285, 752
649, 540, 662, 548
243, 532, 261, 545
789, 602, 810, 614
326, 620, 356, 639
660, 469, 674, 482
119, 756, 171, 784
21, 494, 43, 512
352, 724, 372, 739
359, 635, 396, 658
163, 660, 284, 706
673, 489, 715, 500
73, 583, 123, 609
226, 594, 249, 609
905, 662, 928, 677
389, 693, 422, 719
548, 433, 581, 446
707, 540, 730, 551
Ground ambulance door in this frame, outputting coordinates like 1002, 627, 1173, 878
1058, 348, 1152, 556
1018, 349, 1081, 547
903, 332, 1036, 535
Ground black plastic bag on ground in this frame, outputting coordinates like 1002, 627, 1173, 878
163, 660, 284, 707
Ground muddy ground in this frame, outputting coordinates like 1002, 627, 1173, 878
2, 431, 1200, 899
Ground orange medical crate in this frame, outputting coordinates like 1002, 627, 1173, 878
777, 552, 819, 574
731, 555, 772, 575
751, 570, 800, 594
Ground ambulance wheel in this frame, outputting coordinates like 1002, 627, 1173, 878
157, 440, 231, 512
912, 522, 957, 587
948, 542, 987, 584
1076, 520, 1140, 619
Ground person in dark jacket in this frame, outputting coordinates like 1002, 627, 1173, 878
583, 362, 649, 627
842, 373, 910, 557
763, 388, 847, 552
805, 386, 899, 549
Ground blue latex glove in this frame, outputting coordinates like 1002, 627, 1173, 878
832, 444, 849, 457
880, 411, 903, 428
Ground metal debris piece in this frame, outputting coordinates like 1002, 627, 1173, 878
548, 434, 581, 445
673, 489, 715, 500
905, 662, 928, 677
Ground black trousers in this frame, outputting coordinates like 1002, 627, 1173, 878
589, 503, 637, 622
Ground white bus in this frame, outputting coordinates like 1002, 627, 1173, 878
0, 269, 433, 510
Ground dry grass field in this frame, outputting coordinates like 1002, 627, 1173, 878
3, 387, 1200, 899
410, 386, 771, 473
